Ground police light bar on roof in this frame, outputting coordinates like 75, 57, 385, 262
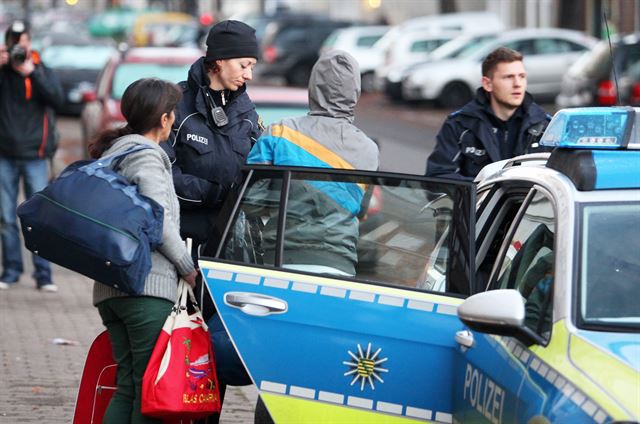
540, 107, 640, 149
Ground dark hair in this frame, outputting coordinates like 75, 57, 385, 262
88, 78, 181, 158
203, 58, 221, 75
482, 47, 523, 77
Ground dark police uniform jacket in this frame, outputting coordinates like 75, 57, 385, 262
161, 57, 260, 242
425, 88, 551, 181
0, 51, 63, 159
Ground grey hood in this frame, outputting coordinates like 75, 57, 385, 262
308, 50, 360, 122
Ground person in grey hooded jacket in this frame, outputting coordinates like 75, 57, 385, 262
247, 49, 379, 276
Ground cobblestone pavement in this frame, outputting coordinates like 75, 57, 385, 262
0, 255, 257, 423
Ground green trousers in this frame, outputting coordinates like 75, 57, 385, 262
97, 296, 173, 424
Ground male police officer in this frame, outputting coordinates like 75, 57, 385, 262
426, 47, 551, 180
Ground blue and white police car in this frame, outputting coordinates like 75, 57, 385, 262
199, 107, 639, 423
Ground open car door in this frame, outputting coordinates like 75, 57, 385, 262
199, 166, 476, 423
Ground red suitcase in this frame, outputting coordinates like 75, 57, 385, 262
73, 331, 201, 424
73, 331, 117, 424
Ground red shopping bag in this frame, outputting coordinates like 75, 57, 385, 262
142, 280, 221, 419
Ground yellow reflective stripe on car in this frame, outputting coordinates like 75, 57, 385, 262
198, 260, 464, 309
568, 332, 639, 419
260, 392, 435, 423
529, 320, 635, 420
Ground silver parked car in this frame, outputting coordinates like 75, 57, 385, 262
402, 28, 598, 108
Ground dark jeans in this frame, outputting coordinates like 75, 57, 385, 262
0, 157, 51, 284
97, 296, 172, 424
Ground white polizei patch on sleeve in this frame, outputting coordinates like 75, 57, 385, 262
349, 291, 375, 302
436, 304, 458, 316
378, 296, 405, 307
405, 406, 431, 419
235, 273, 261, 285
263, 277, 289, 289
289, 386, 315, 399
291, 281, 317, 293
207, 269, 233, 281
320, 286, 347, 298
318, 391, 344, 404
260, 381, 287, 394
347, 396, 374, 409
435, 412, 453, 423
407, 300, 434, 312
376, 401, 403, 414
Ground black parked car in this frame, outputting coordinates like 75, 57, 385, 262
556, 32, 640, 108
254, 13, 353, 87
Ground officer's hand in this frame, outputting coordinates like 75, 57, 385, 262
0, 45, 8, 67
182, 269, 198, 288
14, 57, 34, 76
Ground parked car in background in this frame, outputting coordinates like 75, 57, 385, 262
39, 34, 117, 116
320, 25, 390, 92
80, 47, 202, 156
374, 30, 457, 97
373, 11, 505, 94
382, 31, 499, 101
402, 28, 597, 108
556, 32, 640, 108
254, 13, 353, 86
129, 11, 201, 48
248, 85, 309, 126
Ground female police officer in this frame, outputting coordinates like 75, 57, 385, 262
162, 20, 261, 247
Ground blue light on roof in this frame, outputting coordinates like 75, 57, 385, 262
540, 107, 635, 149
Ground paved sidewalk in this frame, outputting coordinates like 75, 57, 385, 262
0, 257, 257, 423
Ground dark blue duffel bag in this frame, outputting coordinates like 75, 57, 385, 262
17, 146, 164, 294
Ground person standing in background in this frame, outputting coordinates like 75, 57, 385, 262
426, 47, 551, 180
0, 21, 63, 292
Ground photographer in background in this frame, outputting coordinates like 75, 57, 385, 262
0, 21, 63, 292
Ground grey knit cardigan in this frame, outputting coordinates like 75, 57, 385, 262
93, 134, 195, 305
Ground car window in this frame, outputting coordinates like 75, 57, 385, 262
533, 38, 577, 54
504, 39, 535, 56
216, 168, 475, 296
356, 34, 383, 47
579, 202, 640, 331
572, 41, 612, 79
409, 38, 448, 53
492, 190, 555, 339
111, 63, 191, 100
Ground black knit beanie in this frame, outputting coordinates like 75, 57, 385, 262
205, 20, 259, 61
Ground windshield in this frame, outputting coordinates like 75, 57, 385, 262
41, 45, 115, 70
111, 63, 190, 100
579, 202, 640, 330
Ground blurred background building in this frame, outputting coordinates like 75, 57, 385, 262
2, 0, 640, 37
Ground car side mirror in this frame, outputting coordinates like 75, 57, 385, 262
81, 90, 97, 103
457, 289, 546, 346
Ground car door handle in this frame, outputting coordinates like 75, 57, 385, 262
455, 330, 475, 349
224, 292, 288, 317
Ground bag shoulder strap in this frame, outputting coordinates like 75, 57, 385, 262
83, 145, 153, 172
